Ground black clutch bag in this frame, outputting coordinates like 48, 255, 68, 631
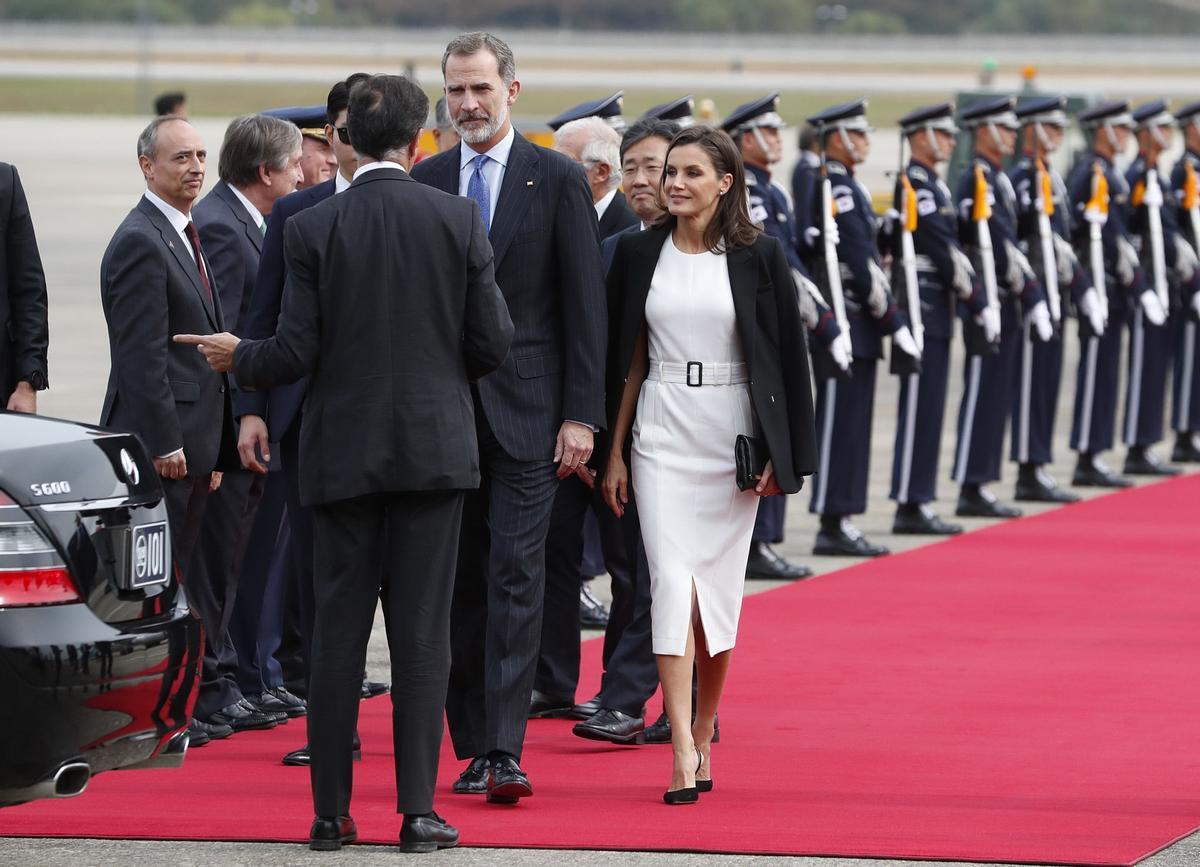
735, 435, 769, 491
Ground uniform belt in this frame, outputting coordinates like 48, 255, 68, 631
646, 360, 749, 386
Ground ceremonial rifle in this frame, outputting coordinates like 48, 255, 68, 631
897, 169, 923, 353
1144, 168, 1170, 310
971, 163, 1001, 342
1035, 158, 1062, 323
1085, 162, 1110, 326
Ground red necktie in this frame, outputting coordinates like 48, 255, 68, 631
183, 221, 213, 302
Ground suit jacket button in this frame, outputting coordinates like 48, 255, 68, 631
219, 385, 226, 393
770, 394, 775, 403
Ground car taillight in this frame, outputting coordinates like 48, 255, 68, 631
0, 490, 80, 608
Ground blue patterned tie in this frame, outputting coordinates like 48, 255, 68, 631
467, 153, 491, 234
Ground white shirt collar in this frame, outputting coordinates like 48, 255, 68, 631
142, 189, 191, 235
227, 183, 265, 229
594, 187, 618, 220
352, 160, 407, 181
335, 170, 353, 194
460, 125, 516, 171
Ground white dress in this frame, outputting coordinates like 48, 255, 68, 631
631, 236, 760, 657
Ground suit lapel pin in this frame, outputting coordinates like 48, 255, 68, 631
168, 240, 175, 248
527, 180, 534, 187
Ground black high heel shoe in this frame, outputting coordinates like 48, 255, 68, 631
662, 749, 701, 805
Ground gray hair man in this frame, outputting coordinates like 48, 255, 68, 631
432, 95, 461, 153
554, 115, 638, 238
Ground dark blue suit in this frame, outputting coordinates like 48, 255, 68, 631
951, 156, 1045, 486
890, 159, 985, 504
230, 176, 336, 696
1008, 156, 1090, 466
1169, 148, 1200, 435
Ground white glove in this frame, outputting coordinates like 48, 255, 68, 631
1116, 236, 1140, 288
976, 304, 1001, 343
1052, 234, 1078, 285
1083, 205, 1108, 226
1140, 289, 1167, 326
1174, 235, 1198, 282
1143, 176, 1165, 209
1028, 300, 1053, 342
1079, 287, 1106, 335
893, 325, 921, 360
1192, 292, 1200, 317
830, 331, 852, 371
866, 260, 891, 318
1004, 239, 1035, 295
950, 246, 975, 298
808, 219, 840, 249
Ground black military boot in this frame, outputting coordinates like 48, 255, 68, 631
1014, 463, 1080, 503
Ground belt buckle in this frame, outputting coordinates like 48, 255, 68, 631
686, 361, 703, 387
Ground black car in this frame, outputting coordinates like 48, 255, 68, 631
0, 411, 200, 806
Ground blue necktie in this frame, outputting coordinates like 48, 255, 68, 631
467, 153, 491, 234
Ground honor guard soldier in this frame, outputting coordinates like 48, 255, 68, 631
952, 96, 1052, 519
723, 93, 846, 578
1168, 101, 1200, 462
1007, 96, 1086, 503
791, 123, 822, 243
642, 95, 695, 127
804, 98, 920, 557
888, 103, 987, 535
1067, 101, 1157, 487
1121, 101, 1190, 476
547, 91, 626, 132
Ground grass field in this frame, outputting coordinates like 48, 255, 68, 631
0, 76, 929, 128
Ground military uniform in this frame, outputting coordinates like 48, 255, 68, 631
803, 100, 917, 557
1066, 101, 1149, 486
1167, 101, 1200, 461
1006, 96, 1086, 503
642, 95, 695, 127
547, 91, 626, 132
952, 96, 1050, 518
888, 103, 987, 534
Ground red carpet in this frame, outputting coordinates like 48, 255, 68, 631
4, 476, 1200, 864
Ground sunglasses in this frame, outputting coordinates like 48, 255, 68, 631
335, 126, 351, 145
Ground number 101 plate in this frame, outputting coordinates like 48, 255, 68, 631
129, 522, 170, 589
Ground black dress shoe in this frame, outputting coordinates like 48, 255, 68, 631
1013, 464, 1080, 503
813, 518, 890, 557
529, 689, 575, 719
642, 712, 720, 745
579, 583, 609, 629
572, 708, 645, 745
451, 756, 490, 794
955, 485, 1022, 519
399, 812, 459, 853
1123, 446, 1182, 477
187, 717, 232, 747
1171, 433, 1200, 463
569, 694, 602, 721
1072, 454, 1133, 488
243, 694, 289, 723
309, 815, 357, 851
892, 503, 963, 535
746, 541, 813, 579
281, 742, 362, 766
266, 686, 307, 717
361, 680, 390, 699
202, 699, 277, 732
487, 755, 532, 804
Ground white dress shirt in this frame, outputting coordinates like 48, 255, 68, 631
458, 125, 516, 227
594, 187, 618, 221
227, 183, 265, 230
352, 160, 407, 181
335, 169, 353, 194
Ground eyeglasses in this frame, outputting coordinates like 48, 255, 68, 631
335, 126, 351, 145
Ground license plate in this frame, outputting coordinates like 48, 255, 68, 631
128, 522, 170, 588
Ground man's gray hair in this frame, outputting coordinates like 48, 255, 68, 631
217, 114, 302, 187
555, 116, 623, 189
434, 95, 453, 130
137, 114, 188, 160
441, 31, 517, 86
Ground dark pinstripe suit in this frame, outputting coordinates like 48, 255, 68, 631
411, 133, 608, 761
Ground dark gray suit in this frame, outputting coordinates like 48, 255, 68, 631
412, 134, 608, 762
99, 195, 237, 638
0, 163, 48, 402
191, 180, 269, 716
233, 166, 513, 816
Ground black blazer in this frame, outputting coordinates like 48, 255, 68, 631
410, 134, 607, 461
233, 178, 335, 434
599, 190, 640, 240
606, 225, 817, 493
232, 168, 514, 506
99, 196, 235, 474
0, 163, 48, 399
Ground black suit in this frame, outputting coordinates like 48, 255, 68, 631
191, 180, 269, 716
0, 163, 48, 401
99, 195, 237, 651
411, 134, 607, 762
597, 190, 639, 241
233, 166, 512, 816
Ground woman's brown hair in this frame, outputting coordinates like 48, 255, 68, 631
655, 125, 761, 253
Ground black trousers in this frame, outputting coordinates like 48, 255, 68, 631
189, 469, 264, 718
308, 489, 463, 818
1070, 318, 1124, 455
446, 405, 560, 762
1172, 313, 1200, 433
952, 327, 1020, 486
1123, 309, 1171, 448
277, 421, 317, 694
161, 474, 210, 586
751, 495, 786, 544
810, 358, 878, 517
890, 336, 951, 504
535, 472, 633, 701
1011, 325, 1064, 466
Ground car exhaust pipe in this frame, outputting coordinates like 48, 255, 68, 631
51, 761, 91, 798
